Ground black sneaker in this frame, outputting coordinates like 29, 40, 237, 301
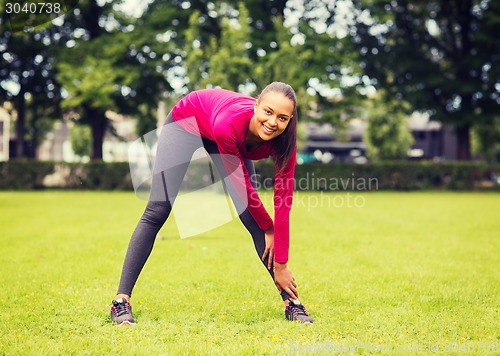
285, 299, 314, 323
110, 298, 135, 325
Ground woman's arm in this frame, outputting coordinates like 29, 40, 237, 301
271, 147, 298, 299
272, 146, 297, 264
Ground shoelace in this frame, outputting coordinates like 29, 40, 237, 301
288, 303, 309, 317
113, 301, 131, 317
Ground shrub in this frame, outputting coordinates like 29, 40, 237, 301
0, 160, 55, 189
0, 160, 499, 191
255, 161, 500, 191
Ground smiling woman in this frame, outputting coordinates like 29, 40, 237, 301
247, 82, 298, 172
110, 82, 313, 325
247, 93, 293, 144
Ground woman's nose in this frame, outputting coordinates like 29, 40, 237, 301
268, 116, 277, 127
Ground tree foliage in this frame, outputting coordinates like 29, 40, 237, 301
347, 0, 500, 159
364, 92, 414, 160
0, 14, 64, 158
1, 0, 498, 162
56, 0, 177, 158
70, 124, 91, 159
472, 115, 500, 162
202, 2, 253, 90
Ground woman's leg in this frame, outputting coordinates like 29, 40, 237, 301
203, 140, 292, 301
116, 117, 203, 298
239, 159, 314, 322
241, 159, 292, 301
116, 198, 176, 298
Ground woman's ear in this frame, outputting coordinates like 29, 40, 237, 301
254, 100, 259, 113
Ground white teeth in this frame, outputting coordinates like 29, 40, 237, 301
263, 125, 275, 133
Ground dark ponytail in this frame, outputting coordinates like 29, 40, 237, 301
257, 82, 298, 172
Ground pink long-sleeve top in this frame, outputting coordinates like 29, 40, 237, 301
171, 88, 296, 263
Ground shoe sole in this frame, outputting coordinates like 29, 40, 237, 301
119, 320, 135, 325
292, 320, 313, 324
286, 318, 313, 324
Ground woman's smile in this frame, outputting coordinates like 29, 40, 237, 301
262, 123, 277, 134
247, 91, 294, 145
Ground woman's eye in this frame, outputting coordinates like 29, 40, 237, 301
265, 110, 271, 115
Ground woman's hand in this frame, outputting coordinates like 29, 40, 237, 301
274, 262, 298, 300
262, 227, 274, 270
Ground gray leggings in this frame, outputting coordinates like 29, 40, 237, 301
117, 115, 291, 301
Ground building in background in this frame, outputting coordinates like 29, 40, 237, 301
0, 106, 11, 161
409, 113, 458, 161
10, 104, 460, 163
301, 119, 367, 164
301, 113, 459, 164
37, 113, 139, 162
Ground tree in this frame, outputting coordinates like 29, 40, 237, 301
253, 17, 313, 93
55, 0, 123, 159
202, 2, 253, 90
184, 10, 206, 91
181, 0, 288, 61
70, 124, 91, 159
364, 92, 414, 160
182, 2, 256, 91
57, 0, 177, 158
271, 1, 372, 130
472, 115, 500, 162
233, 0, 288, 59
347, 0, 500, 160
252, 16, 317, 121
57, 50, 120, 159
0, 15, 64, 158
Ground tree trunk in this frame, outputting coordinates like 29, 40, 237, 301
456, 124, 471, 160
90, 115, 107, 160
27, 111, 37, 159
84, 104, 107, 160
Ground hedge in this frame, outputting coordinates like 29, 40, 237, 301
0, 160, 132, 190
256, 161, 500, 191
0, 160, 499, 191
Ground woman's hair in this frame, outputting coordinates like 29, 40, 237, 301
257, 81, 298, 172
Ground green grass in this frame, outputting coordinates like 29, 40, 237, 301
0, 191, 499, 355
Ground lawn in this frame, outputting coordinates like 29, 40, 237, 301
0, 191, 498, 355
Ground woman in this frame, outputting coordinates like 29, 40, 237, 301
110, 82, 313, 324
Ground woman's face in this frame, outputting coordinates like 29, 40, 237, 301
250, 91, 294, 142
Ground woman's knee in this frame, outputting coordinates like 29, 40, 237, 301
140, 201, 171, 226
